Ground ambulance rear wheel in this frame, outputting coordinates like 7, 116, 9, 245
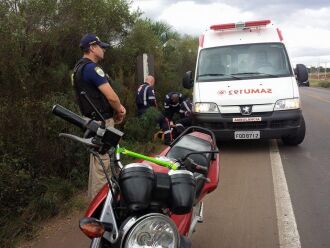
281, 117, 306, 146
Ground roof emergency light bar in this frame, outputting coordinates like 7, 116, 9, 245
210, 20, 271, 31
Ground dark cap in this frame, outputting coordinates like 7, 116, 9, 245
79, 33, 110, 49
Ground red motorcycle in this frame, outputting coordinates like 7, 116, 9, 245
52, 104, 220, 248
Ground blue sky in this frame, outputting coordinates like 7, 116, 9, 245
131, 0, 330, 67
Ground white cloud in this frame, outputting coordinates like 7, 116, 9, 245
131, 1, 330, 65
158, 1, 255, 35
278, 7, 330, 65
281, 7, 330, 29
131, 0, 164, 19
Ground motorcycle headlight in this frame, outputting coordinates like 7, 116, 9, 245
123, 214, 179, 248
195, 102, 219, 113
274, 98, 300, 111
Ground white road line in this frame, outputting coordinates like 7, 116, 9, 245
270, 140, 301, 248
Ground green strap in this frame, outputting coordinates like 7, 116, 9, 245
116, 147, 178, 170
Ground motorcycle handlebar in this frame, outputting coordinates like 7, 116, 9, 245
52, 104, 87, 129
53, 105, 123, 154
52, 104, 99, 133
183, 157, 208, 174
52, 105, 214, 173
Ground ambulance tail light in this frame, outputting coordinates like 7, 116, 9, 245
277, 28, 283, 41
210, 20, 271, 31
199, 35, 204, 48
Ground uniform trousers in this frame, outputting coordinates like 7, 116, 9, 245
88, 118, 114, 200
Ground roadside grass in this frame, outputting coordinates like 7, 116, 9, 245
310, 79, 330, 88
309, 73, 330, 88
3, 182, 87, 248
15, 191, 89, 248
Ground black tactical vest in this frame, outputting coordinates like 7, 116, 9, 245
72, 58, 114, 120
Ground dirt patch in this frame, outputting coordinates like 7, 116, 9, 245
17, 194, 91, 248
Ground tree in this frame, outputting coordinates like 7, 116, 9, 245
0, 1, 199, 245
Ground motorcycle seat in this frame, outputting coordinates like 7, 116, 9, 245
166, 134, 212, 170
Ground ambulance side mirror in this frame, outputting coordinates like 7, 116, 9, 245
295, 64, 309, 84
183, 71, 194, 89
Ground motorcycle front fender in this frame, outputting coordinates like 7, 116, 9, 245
85, 184, 120, 244
85, 184, 109, 217
171, 212, 193, 236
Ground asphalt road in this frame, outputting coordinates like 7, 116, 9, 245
191, 140, 279, 248
20, 87, 330, 248
191, 87, 330, 248
278, 87, 330, 248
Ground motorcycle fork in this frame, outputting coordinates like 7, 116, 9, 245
188, 201, 204, 237
90, 190, 119, 247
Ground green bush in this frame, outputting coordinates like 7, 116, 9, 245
310, 79, 330, 88
0, 0, 197, 246
319, 81, 330, 88
24, 177, 75, 220
0, 93, 88, 246
124, 107, 161, 142
0, 160, 77, 247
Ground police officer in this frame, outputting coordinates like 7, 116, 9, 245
163, 92, 183, 120
136, 75, 172, 145
72, 33, 126, 200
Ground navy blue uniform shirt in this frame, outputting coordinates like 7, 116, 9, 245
82, 63, 108, 87
179, 98, 192, 118
136, 83, 157, 115
164, 92, 183, 119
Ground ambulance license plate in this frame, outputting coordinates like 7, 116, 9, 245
234, 131, 260, 139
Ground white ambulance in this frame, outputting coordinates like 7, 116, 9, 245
183, 20, 308, 145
